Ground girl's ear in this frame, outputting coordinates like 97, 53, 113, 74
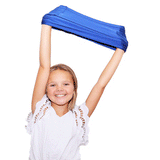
70, 91, 75, 101
45, 84, 48, 94
68, 91, 76, 111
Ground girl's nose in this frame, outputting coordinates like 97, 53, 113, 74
56, 85, 64, 91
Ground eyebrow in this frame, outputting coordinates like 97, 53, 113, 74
48, 81, 72, 84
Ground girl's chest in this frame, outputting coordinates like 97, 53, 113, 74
36, 109, 78, 138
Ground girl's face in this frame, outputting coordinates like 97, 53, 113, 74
46, 70, 74, 108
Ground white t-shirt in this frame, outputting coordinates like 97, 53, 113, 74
26, 94, 90, 160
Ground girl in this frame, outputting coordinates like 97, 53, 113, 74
26, 24, 125, 160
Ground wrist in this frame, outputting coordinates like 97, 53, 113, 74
116, 48, 125, 54
42, 24, 52, 31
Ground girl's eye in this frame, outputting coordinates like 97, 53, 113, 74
50, 84, 56, 87
64, 83, 69, 86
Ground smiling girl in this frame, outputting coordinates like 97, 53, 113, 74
26, 21, 125, 160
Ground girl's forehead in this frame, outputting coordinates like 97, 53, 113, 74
48, 70, 73, 82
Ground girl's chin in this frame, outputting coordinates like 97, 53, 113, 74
51, 101, 69, 107
51, 98, 69, 105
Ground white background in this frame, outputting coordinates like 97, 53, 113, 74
0, 0, 160, 159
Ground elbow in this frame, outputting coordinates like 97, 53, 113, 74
96, 80, 107, 90
97, 75, 112, 89
39, 58, 51, 70
40, 63, 51, 70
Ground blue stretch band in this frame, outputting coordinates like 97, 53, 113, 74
42, 5, 128, 52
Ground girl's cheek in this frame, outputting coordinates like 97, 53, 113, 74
47, 87, 54, 94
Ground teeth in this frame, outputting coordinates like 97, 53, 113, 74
56, 95, 65, 97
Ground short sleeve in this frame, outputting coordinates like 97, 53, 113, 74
25, 94, 50, 134
73, 102, 90, 145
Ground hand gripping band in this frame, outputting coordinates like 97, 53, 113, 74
42, 5, 128, 52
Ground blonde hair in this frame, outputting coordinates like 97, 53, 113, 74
47, 64, 78, 111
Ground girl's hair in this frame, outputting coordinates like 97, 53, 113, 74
47, 64, 78, 111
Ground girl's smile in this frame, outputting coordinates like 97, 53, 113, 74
55, 94, 66, 97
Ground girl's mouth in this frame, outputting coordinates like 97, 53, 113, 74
55, 94, 66, 97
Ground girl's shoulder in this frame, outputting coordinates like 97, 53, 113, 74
73, 102, 89, 118
25, 94, 50, 134
36, 94, 49, 108
72, 102, 90, 127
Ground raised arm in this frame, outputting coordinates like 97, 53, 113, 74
86, 48, 124, 117
31, 24, 52, 114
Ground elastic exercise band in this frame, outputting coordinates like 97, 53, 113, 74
42, 5, 128, 52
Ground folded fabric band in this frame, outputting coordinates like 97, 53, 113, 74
42, 5, 128, 52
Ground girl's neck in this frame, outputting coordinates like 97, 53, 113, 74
51, 102, 69, 117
